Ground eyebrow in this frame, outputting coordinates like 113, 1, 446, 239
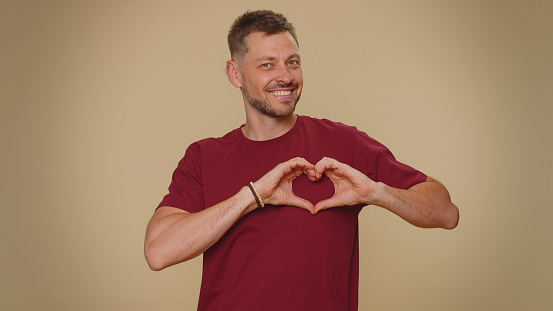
255, 53, 301, 64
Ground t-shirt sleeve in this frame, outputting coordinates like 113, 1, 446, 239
353, 131, 427, 189
157, 142, 205, 212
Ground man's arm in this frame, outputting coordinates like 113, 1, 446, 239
313, 157, 459, 229
144, 188, 256, 271
377, 176, 459, 229
144, 157, 316, 271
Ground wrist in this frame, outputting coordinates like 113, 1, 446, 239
366, 182, 391, 207
237, 186, 259, 215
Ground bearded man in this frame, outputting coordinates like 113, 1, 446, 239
145, 10, 459, 311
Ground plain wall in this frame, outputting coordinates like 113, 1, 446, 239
2, 0, 552, 310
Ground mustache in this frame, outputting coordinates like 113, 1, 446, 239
263, 82, 299, 91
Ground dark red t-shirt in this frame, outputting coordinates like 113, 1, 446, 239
159, 115, 426, 311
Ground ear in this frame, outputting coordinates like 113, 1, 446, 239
225, 60, 242, 88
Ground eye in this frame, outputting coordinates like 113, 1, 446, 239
261, 63, 273, 68
288, 60, 301, 66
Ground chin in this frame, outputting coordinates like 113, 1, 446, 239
266, 102, 297, 118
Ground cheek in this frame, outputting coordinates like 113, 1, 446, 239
293, 71, 303, 84
248, 75, 272, 90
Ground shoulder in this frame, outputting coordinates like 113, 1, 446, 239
299, 115, 360, 135
298, 115, 386, 148
176, 127, 241, 167
191, 127, 241, 151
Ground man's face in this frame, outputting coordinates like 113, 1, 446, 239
238, 31, 303, 118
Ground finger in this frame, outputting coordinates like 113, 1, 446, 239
283, 158, 317, 183
314, 157, 339, 171
316, 158, 361, 182
271, 159, 312, 184
303, 167, 317, 182
290, 157, 315, 167
315, 159, 340, 179
284, 157, 315, 174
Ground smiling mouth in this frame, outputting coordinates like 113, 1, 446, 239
268, 89, 293, 96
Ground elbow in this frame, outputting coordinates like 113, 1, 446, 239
146, 257, 165, 272
144, 238, 194, 271
442, 203, 459, 230
144, 241, 168, 271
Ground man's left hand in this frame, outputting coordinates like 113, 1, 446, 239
313, 157, 383, 213
312, 157, 459, 229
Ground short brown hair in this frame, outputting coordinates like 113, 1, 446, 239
228, 10, 299, 62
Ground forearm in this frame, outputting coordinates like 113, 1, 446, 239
144, 186, 257, 271
373, 177, 459, 229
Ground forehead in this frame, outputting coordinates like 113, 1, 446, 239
243, 31, 299, 60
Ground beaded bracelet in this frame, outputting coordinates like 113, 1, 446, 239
248, 182, 264, 208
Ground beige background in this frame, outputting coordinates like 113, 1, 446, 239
2, 0, 552, 310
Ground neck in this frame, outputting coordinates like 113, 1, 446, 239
242, 114, 297, 141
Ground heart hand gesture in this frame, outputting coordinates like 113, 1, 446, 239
255, 157, 379, 214
313, 157, 381, 213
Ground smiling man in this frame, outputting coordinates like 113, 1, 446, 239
145, 10, 459, 311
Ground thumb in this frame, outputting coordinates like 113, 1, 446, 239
314, 197, 340, 214
289, 196, 316, 214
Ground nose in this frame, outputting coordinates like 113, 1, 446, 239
275, 65, 293, 84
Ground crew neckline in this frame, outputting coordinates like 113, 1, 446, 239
235, 115, 303, 146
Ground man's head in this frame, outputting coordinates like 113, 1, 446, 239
226, 10, 303, 119
228, 10, 299, 64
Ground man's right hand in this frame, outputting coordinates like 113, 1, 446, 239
145, 157, 318, 270
253, 157, 317, 214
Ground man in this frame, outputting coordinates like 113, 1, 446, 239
145, 10, 458, 311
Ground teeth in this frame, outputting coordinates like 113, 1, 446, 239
270, 90, 292, 96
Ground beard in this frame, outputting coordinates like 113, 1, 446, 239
242, 83, 301, 118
